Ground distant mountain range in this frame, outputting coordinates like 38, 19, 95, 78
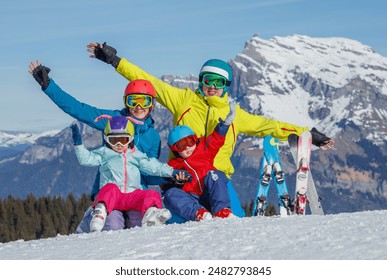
0, 130, 60, 159
1, 34, 386, 214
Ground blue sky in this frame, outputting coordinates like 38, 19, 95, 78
1, 0, 386, 132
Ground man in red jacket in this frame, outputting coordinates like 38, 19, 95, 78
163, 102, 236, 221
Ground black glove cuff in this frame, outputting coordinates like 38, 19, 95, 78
111, 55, 121, 69
32, 65, 51, 90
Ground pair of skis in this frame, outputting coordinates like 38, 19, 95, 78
252, 136, 293, 217
253, 131, 324, 217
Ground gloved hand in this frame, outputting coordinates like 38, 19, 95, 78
89, 42, 121, 68
172, 169, 192, 184
224, 101, 236, 125
310, 127, 331, 147
70, 123, 82, 146
31, 65, 51, 90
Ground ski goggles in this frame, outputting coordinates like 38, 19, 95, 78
170, 135, 198, 152
104, 134, 133, 146
201, 73, 229, 89
125, 94, 153, 109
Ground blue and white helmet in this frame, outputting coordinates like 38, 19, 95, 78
198, 59, 233, 97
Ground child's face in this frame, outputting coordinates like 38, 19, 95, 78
177, 144, 197, 159
111, 143, 128, 153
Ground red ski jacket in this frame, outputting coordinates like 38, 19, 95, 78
166, 123, 227, 195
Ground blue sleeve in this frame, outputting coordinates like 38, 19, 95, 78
43, 79, 123, 131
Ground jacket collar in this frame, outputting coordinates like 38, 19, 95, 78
197, 91, 230, 109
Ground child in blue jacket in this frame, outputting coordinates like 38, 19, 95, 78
71, 115, 189, 231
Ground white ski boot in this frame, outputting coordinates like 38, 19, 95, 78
142, 207, 172, 226
90, 203, 107, 232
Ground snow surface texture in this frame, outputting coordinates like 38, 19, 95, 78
1, 210, 386, 260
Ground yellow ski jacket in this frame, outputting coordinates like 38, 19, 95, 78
116, 58, 308, 178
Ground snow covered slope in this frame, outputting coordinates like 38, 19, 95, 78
1, 210, 386, 260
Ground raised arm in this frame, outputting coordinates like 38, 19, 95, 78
71, 123, 103, 166
29, 60, 120, 131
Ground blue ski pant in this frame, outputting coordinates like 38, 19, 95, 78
163, 170, 230, 221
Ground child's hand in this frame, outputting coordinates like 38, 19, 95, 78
172, 170, 192, 187
224, 101, 236, 125
70, 122, 82, 146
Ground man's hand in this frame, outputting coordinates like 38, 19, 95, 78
87, 42, 121, 68
310, 127, 335, 150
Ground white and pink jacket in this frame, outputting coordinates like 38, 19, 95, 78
74, 145, 173, 193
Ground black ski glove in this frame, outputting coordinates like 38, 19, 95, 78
94, 42, 121, 68
173, 178, 186, 188
172, 169, 192, 182
70, 123, 82, 146
32, 65, 51, 90
310, 127, 330, 147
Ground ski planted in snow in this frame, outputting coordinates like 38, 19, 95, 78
253, 136, 293, 217
288, 132, 324, 215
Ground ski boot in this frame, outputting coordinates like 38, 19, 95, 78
90, 202, 107, 232
142, 207, 172, 226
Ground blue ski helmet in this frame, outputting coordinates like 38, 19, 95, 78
167, 125, 196, 147
198, 59, 233, 97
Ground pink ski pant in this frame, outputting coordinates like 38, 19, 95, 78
92, 183, 162, 215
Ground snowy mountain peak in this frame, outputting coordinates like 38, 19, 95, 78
247, 34, 387, 90
0, 130, 60, 148
231, 34, 387, 144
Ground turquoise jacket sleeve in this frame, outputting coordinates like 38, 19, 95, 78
43, 79, 124, 130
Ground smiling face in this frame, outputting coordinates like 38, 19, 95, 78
201, 84, 224, 97
128, 106, 150, 120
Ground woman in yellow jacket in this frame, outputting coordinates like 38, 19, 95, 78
86, 42, 335, 218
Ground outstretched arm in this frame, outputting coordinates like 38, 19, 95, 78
71, 123, 103, 166
28, 60, 120, 131
86, 42, 188, 115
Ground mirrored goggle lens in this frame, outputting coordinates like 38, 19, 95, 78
173, 136, 197, 152
126, 95, 153, 108
202, 73, 227, 89
105, 135, 133, 146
